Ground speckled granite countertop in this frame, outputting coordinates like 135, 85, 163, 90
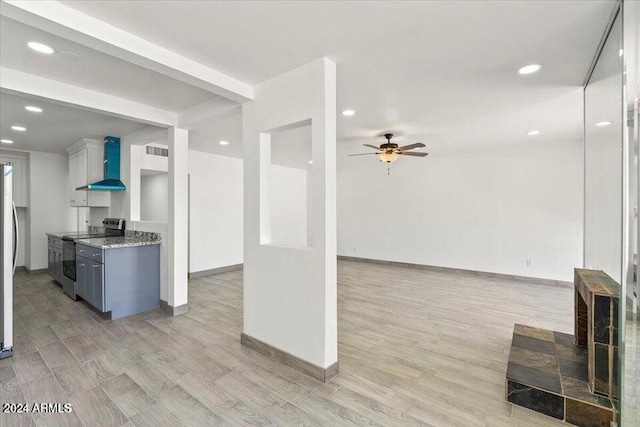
78, 236, 161, 249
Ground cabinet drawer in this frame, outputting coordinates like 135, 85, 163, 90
76, 244, 103, 262
48, 236, 63, 249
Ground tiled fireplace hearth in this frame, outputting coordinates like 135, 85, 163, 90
505, 269, 620, 427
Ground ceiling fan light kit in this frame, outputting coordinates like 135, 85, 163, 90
348, 133, 428, 174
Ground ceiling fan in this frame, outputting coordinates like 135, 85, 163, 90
348, 133, 428, 164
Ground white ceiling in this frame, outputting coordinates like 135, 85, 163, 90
0, 16, 218, 112
0, 92, 147, 153
61, 0, 616, 155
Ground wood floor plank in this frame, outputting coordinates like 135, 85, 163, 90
100, 373, 157, 418
128, 403, 182, 427
29, 325, 60, 348
50, 320, 83, 341
12, 352, 51, 385
38, 341, 77, 369
0, 392, 34, 427
63, 334, 102, 364
33, 410, 84, 427
20, 375, 66, 410
0, 364, 22, 398
68, 386, 128, 427
52, 362, 98, 397
214, 371, 285, 414
155, 384, 226, 427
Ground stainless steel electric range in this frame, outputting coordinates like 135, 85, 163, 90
60, 218, 125, 299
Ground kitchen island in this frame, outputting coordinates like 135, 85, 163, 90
46, 228, 161, 320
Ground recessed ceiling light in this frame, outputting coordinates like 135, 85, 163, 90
1, 139, 13, 144
25, 106, 43, 113
517, 64, 542, 75
526, 130, 540, 135
11, 125, 26, 132
341, 109, 355, 116
27, 41, 55, 54
308, 160, 313, 164
596, 121, 612, 127
219, 140, 229, 146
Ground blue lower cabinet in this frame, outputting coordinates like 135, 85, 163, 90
76, 257, 89, 300
75, 243, 160, 319
76, 255, 104, 311
90, 260, 104, 311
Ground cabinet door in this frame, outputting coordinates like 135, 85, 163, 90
69, 150, 88, 207
69, 152, 79, 206
54, 249, 63, 282
76, 257, 89, 300
48, 246, 56, 279
75, 149, 88, 206
90, 260, 104, 310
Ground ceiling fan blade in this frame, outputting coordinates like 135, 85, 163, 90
363, 144, 382, 150
348, 152, 379, 156
399, 151, 429, 157
397, 143, 426, 151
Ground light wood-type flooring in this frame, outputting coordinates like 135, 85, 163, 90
1, 260, 577, 426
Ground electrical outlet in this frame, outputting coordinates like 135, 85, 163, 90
526, 259, 533, 267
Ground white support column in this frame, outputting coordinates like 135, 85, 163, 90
242, 58, 337, 381
167, 127, 189, 314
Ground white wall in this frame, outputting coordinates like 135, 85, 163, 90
189, 151, 244, 273
270, 165, 307, 247
140, 173, 169, 222
338, 140, 583, 282
28, 151, 76, 270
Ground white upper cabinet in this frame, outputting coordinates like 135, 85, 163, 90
66, 139, 110, 207
0, 152, 28, 208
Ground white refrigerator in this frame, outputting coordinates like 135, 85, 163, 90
1, 162, 17, 360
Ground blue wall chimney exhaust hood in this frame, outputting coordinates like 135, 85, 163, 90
77, 136, 126, 191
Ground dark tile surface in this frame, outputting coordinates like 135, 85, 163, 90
612, 345, 619, 399
514, 324, 555, 342
506, 362, 562, 394
561, 376, 612, 408
565, 397, 614, 427
594, 343, 609, 394
612, 297, 619, 344
511, 333, 556, 356
575, 290, 588, 348
506, 324, 618, 425
593, 295, 610, 344
553, 331, 574, 347
559, 356, 588, 383
507, 380, 564, 420
508, 346, 558, 374
556, 343, 588, 364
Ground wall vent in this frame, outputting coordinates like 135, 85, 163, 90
146, 146, 169, 157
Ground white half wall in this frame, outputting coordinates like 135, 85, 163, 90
338, 140, 584, 282
243, 57, 337, 369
